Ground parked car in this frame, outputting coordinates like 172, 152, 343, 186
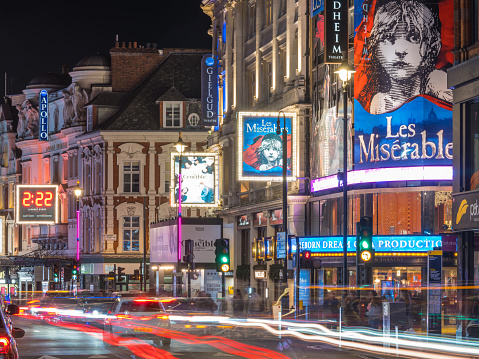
0, 304, 25, 359
104, 296, 171, 346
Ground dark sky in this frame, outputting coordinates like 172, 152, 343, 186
0, 0, 212, 98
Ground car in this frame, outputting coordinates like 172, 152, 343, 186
104, 296, 171, 347
0, 304, 25, 359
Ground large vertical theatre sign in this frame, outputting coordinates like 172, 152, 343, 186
324, 0, 348, 63
39, 89, 48, 141
201, 54, 218, 127
353, 0, 454, 170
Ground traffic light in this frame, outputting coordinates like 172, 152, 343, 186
117, 267, 126, 282
215, 238, 230, 272
53, 264, 59, 282
183, 239, 194, 263
358, 216, 374, 263
300, 250, 312, 268
72, 262, 79, 281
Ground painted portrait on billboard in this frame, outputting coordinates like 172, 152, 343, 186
170, 153, 219, 207
237, 112, 298, 181
353, 0, 453, 170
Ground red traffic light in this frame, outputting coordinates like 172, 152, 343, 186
304, 251, 311, 259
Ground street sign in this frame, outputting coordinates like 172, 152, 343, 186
277, 232, 287, 259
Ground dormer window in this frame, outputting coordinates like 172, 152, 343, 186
163, 101, 183, 128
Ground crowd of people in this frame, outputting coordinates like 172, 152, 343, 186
322, 289, 420, 330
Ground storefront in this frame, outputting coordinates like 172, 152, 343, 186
298, 235, 458, 333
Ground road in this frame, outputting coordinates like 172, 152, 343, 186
12, 315, 396, 359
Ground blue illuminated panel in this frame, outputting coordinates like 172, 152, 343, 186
299, 236, 443, 253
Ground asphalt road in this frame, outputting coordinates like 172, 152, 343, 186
12, 315, 396, 359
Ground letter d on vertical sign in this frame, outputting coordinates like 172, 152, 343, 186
39, 89, 48, 141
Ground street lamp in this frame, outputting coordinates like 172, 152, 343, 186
174, 133, 187, 295
334, 52, 355, 289
73, 181, 83, 263
276, 111, 290, 312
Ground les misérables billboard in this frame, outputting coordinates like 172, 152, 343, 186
237, 112, 298, 182
353, 0, 453, 170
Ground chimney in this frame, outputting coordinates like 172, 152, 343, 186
115, 34, 119, 48
146, 43, 151, 49
128, 42, 132, 48
152, 43, 157, 49
133, 42, 137, 48
121, 42, 126, 48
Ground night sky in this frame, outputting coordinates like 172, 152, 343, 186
0, 0, 212, 98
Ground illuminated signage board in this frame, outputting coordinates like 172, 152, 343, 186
324, 0, 348, 63
353, 0, 453, 167
237, 112, 298, 182
311, 165, 452, 192
39, 89, 48, 141
299, 235, 443, 253
16, 185, 59, 224
452, 191, 479, 231
170, 152, 219, 207
354, 99, 453, 170
201, 54, 218, 127
311, 0, 324, 17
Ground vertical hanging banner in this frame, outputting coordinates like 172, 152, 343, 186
311, 0, 325, 17
324, 0, 348, 63
201, 54, 218, 127
39, 89, 48, 141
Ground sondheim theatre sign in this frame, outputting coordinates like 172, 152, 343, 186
324, 0, 348, 64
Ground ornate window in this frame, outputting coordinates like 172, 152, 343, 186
123, 161, 140, 193
117, 143, 146, 195
163, 102, 183, 128
123, 216, 140, 251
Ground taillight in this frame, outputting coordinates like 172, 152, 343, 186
157, 314, 169, 320
0, 337, 10, 353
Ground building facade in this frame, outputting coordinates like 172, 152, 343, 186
2, 42, 212, 293
202, 0, 311, 307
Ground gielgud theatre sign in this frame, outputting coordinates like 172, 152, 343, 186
452, 191, 479, 231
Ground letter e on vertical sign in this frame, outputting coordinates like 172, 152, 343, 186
324, 0, 348, 64
39, 89, 48, 141
201, 55, 218, 127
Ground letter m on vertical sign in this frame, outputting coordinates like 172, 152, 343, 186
39, 89, 49, 141
201, 54, 219, 127
324, 0, 348, 64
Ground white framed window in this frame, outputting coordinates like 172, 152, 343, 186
123, 161, 140, 193
117, 143, 146, 195
163, 102, 183, 128
123, 216, 140, 251
87, 107, 93, 132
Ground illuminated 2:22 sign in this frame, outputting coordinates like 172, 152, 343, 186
21, 190, 54, 207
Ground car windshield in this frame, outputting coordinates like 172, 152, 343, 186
119, 300, 165, 313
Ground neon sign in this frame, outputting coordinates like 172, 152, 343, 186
39, 89, 48, 141
299, 235, 443, 253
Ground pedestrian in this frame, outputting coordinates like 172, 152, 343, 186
233, 289, 244, 316
247, 288, 261, 315
323, 291, 340, 325
366, 296, 383, 329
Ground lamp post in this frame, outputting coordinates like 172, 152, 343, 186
276, 111, 291, 312
276, 112, 288, 279
174, 133, 187, 295
334, 53, 355, 289
73, 181, 83, 263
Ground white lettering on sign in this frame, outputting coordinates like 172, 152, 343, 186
358, 116, 452, 164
